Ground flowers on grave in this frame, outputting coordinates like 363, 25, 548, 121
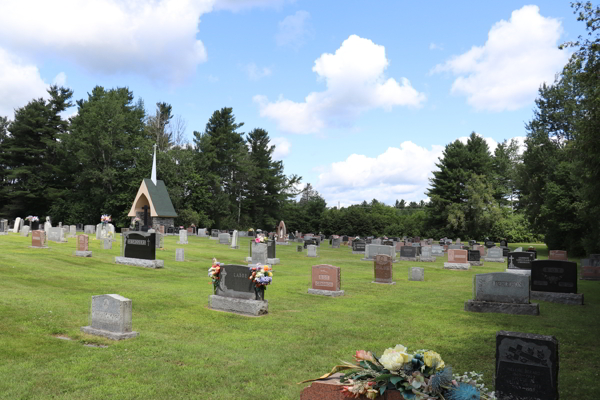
248, 228, 254, 231
249, 264, 273, 300
25, 216, 39, 222
101, 214, 111, 224
254, 234, 267, 244
208, 258, 222, 294
302, 345, 495, 400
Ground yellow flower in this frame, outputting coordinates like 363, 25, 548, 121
423, 350, 445, 370
379, 344, 412, 371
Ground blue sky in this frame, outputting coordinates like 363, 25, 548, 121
0, 0, 583, 206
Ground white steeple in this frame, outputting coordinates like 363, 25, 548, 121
151, 143, 157, 185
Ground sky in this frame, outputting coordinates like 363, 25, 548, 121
0, 0, 583, 207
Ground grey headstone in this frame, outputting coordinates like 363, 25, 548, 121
20, 226, 30, 237
176, 248, 184, 261
251, 243, 268, 265
307, 245, 317, 257
230, 230, 239, 249
178, 230, 189, 244
409, 267, 424, 281
431, 245, 443, 256
104, 238, 112, 250
80, 294, 139, 340
363, 244, 395, 261
219, 232, 230, 245
473, 272, 530, 304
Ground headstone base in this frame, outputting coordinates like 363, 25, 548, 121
419, 256, 436, 262
372, 281, 396, 285
351, 251, 365, 255
443, 263, 470, 270
505, 269, 531, 276
464, 300, 539, 315
177, 241, 188, 245
484, 257, 505, 262
114, 257, 164, 269
209, 295, 268, 316
267, 258, 280, 265
74, 251, 92, 257
209, 236, 218, 240
275, 241, 289, 245
530, 291, 584, 305
80, 326, 139, 340
0, 232, 7, 236
245, 257, 252, 263
398, 257, 417, 262
469, 261, 484, 266
307, 289, 345, 297
29, 246, 49, 249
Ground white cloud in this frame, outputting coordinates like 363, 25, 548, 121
276, 10, 313, 49
255, 35, 426, 134
0, 48, 50, 118
432, 5, 570, 111
457, 133, 526, 155
245, 63, 272, 80
270, 137, 291, 159
215, 0, 288, 12
429, 42, 444, 51
53, 72, 67, 86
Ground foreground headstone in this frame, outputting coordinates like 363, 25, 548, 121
175, 248, 184, 261
307, 245, 318, 257
308, 264, 344, 297
444, 249, 470, 270
74, 234, 92, 257
31, 230, 48, 248
80, 294, 139, 340
530, 260, 582, 305
373, 255, 394, 284
179, 230, 189, 245
409, 267, 424, 281
209, 264, 268, 316
495, 331, 559, 400
484, 246, 504, 262
465, 272, 539, 316
115, 232, 164, 269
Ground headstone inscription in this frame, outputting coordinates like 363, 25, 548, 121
495, 331, 559, 400
352, 240, 366, 254
31, 230, 48, 248
210, 264, 269, 316
464, 272, 539, 315
468, 249, 482, 266
307, 245, 317, 257
445, 249, 470, 270
484, 246, 504, 262
80, 294, 139, 340
409, 267, 424, 281
308, 264, 344, 297
507, 252, 535, 275
373, 255, 394, 284
74, 234, 92, 257
179, 230, 189, 245
115, 232, 163, 269
548, 250, 568, 261
530, 260, 582, 305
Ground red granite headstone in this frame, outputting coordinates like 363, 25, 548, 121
548, 250, 567, 261
311, 265, 341, 291
77, 234, 89, 251
31, 230, 46, 248
448, 249, 468, 263
374, 254, 393, 283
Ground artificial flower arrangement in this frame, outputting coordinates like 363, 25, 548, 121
303, 344, 495, 400
249, 263, 273, 300
101, 214, 112, 224
254, 234, 267, 244
248, 228, 254, 231
208, 258, 222, 294
25, 216, 39, 222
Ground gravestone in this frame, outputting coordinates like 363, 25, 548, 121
276, 220, 287, 243
507, 252, 535, 275
548, 250, 568, 261
179, 230, 189, 245
210, 264, 269, 316
104, 238, 112, 250
468, 249, 483, 266
246, 243, 268, 265
484, 246, 505, 262
448, 244, 461, 250
399, 246, 418, 261
74, 234, 92, 257
371, 238, 381, 245
419, 246, 436, 262
230, 230, 239, 249
464, 272, 539, 315
307, 245, 317, 257
76, 223, 83, 232
527, 247, 538, 259
444, 249, 470, 270
267, 239, 279, 264
409, 267, 424, 281
13, 217, 22, 233
80, 294, 139, 340
308, 264, 344, 297
304, 238, 317, 249
48, 227, 67, 243
474, 244, 487, 257
530, 260, 582, 305
20, 226, 30, 237
373, 255, 394, 284
581, 255, 600, 280
115, 232, 163, 268
362, 244, 396, 262
69, 225, 76, 238
176, 248, 184, 262
297, 245, 303, 252
342, 235, 349, 242
218, 232, 230, 245
31, 230, 48, 248
0, 219, 7, 235
431, 244, 444, 257
155, 232, 164, 249
331, 237, 341, 249
84, 225, 95, 235
514, 246, 523, 252
198, 228, 207, 237
485, 240, 495, 248
352, 240, 366, 254
495, 331, 559, 400
210, 229, 219, 240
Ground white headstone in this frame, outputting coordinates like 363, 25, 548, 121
178, 230, 188, 244
13, 217, 22, 233
176, 248, 184, 261
230, 230, 239, 249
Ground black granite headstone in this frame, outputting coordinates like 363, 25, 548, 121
248, 230, 254, 237
342, 235, 348, 242
531, 260, 577, 294
267, 239, 276, 258
502, 247, 510, 257
304, 238, 317, 249
167, 226, 174, 234
215, 264, 257, 300
485, 240, 495, 248
496, 331, 559, 400
468, 250, 481, 262
508, 252, 535, 270
400, 247, 417, 258
500, 239, 508, 247
383, 240, 394, 246
352, 240, 366, 252
123, 232, 156, 260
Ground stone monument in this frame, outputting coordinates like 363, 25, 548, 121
464, 272, 539, 315
80, 294, 139, 340
308, 264, 344, 297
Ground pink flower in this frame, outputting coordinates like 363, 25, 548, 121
353, 350, 375, 363
255, 238, 260, 243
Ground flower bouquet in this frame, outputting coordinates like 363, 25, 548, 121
101, 214, 111, 224
254, 234, 267, 244
302, 344, 495, 400
249, 264, 273, 300
25, 216, 39, 223
208, 258, 222, 294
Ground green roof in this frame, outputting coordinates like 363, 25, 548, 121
144, 178, 178, 218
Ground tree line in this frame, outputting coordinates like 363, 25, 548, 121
0, 2, 597, 256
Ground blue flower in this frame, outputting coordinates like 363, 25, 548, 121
446, 383, 480, 400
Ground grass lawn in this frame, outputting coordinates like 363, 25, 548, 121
0, 233, 599, 399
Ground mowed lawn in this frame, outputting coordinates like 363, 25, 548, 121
0, 233, 599, 399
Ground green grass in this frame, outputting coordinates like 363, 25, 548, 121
0, 234, 599, 399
